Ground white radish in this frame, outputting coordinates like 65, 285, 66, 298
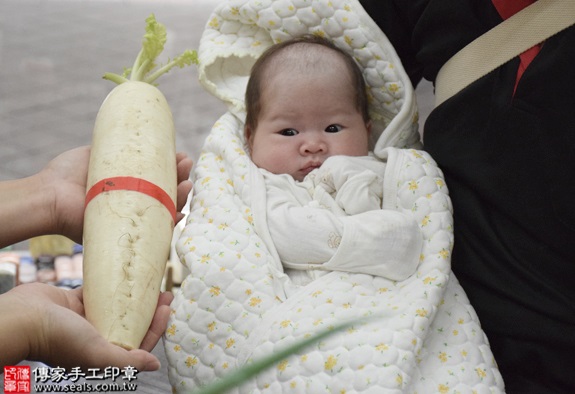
83, 14, 197, 350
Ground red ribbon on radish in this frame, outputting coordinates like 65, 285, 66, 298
85, 176, 177, 223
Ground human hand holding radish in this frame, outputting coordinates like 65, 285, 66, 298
0, 146, 191, 251
0, 144, 190, 369
38, 146, 193, 245
0, 282, 173, 371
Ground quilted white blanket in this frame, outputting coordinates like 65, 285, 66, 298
165, 0, 505, 392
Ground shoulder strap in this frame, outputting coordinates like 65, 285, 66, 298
434, 0, 575, 106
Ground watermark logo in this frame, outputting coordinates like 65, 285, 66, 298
3, 366, 30, 394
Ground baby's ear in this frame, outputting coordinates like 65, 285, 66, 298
366, 120, 373, 135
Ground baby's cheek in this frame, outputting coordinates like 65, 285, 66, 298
252, 149, 280, 173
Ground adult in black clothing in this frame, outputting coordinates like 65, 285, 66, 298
360, 1, 575, 393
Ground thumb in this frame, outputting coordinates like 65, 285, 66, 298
79, 338, 162, 372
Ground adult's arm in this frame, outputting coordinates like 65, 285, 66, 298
0, 146, 193, 249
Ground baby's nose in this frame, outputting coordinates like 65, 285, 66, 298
301, 136, 326, 154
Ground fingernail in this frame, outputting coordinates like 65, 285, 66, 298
145, 359, 161, 371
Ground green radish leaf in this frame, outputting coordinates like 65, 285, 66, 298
103, 14, 197, 86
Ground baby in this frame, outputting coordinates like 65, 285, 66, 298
244, 36, 422, 285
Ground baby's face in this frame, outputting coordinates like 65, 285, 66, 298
247, 69, 370, 181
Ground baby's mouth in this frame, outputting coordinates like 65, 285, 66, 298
300, 162, 322, 176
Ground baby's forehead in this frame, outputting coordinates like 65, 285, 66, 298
269, 43, 347, 70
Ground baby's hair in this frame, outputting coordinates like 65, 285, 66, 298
244, 35, 370, 133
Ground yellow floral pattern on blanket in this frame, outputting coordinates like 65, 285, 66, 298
165, 114, 503, 393
164, 0, 504, 392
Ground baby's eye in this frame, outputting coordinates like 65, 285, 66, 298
325, 124, 343, 133
279, 128, 298, 136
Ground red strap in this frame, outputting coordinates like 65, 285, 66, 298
492, 0, 541, 94
85, 176, 176, 222
492, 0, 535, 19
